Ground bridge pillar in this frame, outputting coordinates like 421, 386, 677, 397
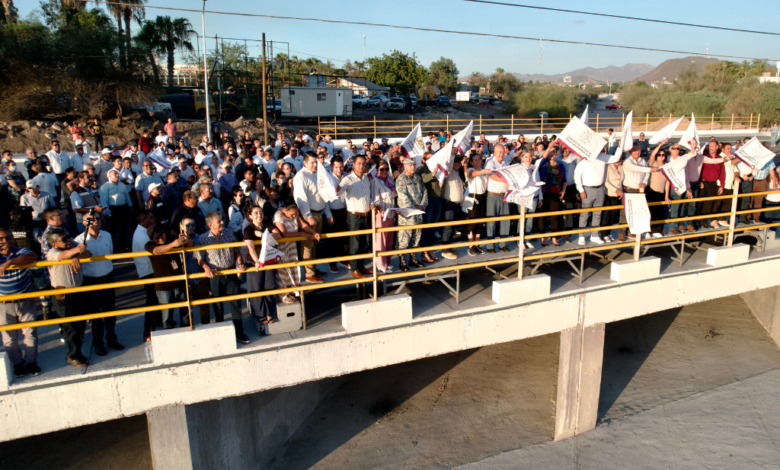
146, 377, 342, 470
741, 285, 780, 347
554, 321, 605, 441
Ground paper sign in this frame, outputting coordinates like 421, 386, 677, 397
147, 148, 174, 170
735, 137, 776, 170
491, 163, 531, 189
401, 124, 425, 160
504, 185, 539, 209
580, 105, 589, 127
558, 116, 608, 163
316, 161, 340, 202
679, 113, 700, 152
454, 121, 474, 155
426, 139, 456, 185
624, 193, 651, 235
660, 155, 690, 194
257, 229, 283, 267
386, 207, 425, 220
649, 116, 684, 145
614, 110, 634, 161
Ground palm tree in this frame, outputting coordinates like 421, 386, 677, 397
303, 57, 321, 73
1, 0, 17, 23
752, 59, 768, 77
137, 16, 195, 85
104, 0, 126, 67
740, 60, 751, 78
122, 0, 146, 65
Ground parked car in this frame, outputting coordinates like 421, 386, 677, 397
396, 95, 416, 110
606, 103, 621, 110
436, 96, 451, 107
266, 99, 281, 113
352, 94, 370, 108
410, 95, 418, 108
368, 95, 389, 107
387, 98, 406, 112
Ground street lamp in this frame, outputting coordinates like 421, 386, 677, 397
202, 0, 211, 143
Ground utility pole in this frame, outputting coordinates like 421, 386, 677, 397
262, 33, 268, 145
201, 0, 210, 142
363, 35, 366, 61
216, 35, 222, 118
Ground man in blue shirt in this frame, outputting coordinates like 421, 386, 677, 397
0, 228, 41, 377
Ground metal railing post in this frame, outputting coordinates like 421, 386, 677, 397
318, 116, 321, 135
446, 114, 449, 133
540, 115, 543, 135
371, 207, 378, 300
711, 113, 715, 131
479, 115, 482, 133
622, 113, 625, 128
633, 232, 641, 262
731, 114, 734, 130
669, 113, 672, 123
511, 114, 514, 135
646, 113, 649, 132
518, 206, 526, 279
757, 113, 762, 131
182, 249, 194, 330
749, 114, 753, 129
411, 115, 414, 133
728, 182, 739, 247
373, 115, 376, 140
596, 113, 599, 132
334, 115, 338, 140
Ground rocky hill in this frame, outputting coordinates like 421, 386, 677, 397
630, 56, 720, 84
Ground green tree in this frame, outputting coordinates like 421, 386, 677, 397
467, 71, 487, 88
364, 50, 428, 94
428, 57, 459, 95
136, 15, 195, 86
1, 0, 17, 24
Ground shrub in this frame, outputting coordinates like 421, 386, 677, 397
505, 85, 594, 118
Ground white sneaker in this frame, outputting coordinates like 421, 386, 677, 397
525, 241, 534, 249
378, 266, 393, 274
652, 232, 663, 238
591, 236, 605, 245
717, 221, 729, 227
603, 235, 613, 242
578, 236, 586, 246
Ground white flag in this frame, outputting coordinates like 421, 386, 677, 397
624, 193, 651, 235
679, 114, 700, 152
614, 110, 634, 161
580, 105, 589, 127
660, 155, 691, 195
385, 207, 425, 221
426, 138, 456, 185
453, 120, 474, 155
649, 116, 684, 145
316, 160, 340, 202
400, 124, 425, 161
558, 116, 608, 163
735, 137, 776, 170
257, 229, 283, 267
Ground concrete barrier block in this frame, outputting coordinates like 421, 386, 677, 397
0, 352, 11, 390
152, 322, 237, 366
707, 244, 750, 267
491, 274, 551, 306
764, 229, 780, 251
610, 256, 660, 283
342, 294, 412, 333
264, 302, 303, 335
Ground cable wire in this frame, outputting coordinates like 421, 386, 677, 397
87, 1, 779, 61
463, 0, 780, 37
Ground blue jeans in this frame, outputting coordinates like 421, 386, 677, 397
422, 196, 443, 247
522, 198, 538, 235
685, 184, 700, 224
486, 193, 510, 250
155, 288, 188, 329
739, 180, 754, 223
665, 190, 687, 233
441, 201, 459, 245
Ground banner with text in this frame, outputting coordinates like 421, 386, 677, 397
558, 116, 608, 162
624, 193, 651, 234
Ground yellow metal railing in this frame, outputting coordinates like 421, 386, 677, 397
318, 114, 761, 138
1, 188, 778, 333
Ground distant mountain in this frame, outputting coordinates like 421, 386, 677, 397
458, 63, 654, 85
631, 56, 720, 84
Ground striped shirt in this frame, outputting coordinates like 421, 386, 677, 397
339, 172, 372, 213
194, 229, 241, 270
0, 247, 34, 295
485, 157, 511, 194
754, 160, 776, 181
20, 192, 56, 220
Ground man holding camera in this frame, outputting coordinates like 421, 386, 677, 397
74, 214, 124, 356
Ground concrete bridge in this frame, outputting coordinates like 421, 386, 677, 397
2, 231, 780, 469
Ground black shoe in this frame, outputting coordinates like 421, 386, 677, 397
107, 341, 124, 351
12, 363, 26, 378
468, 247, 478, 256
94, 345, 108, 356
487, 248, 496, 254
409, 254, 424, 268
26, 362, 41, 376
236, 333, 250, 344
399, 257, 410, 272
500, 246, 511, 253
475, 246, 486, 255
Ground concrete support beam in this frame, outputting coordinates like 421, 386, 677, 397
151, 322, 237, 366
610, 257, 660, 283
147, 378, 342, 470
0, 352, 11, 391
491, 274, 551, 306
554, 322, 605, 441
264, 302, 302, 335
706, 244, 750, 267
741, 285, 780, 347
342, 294, 412, 333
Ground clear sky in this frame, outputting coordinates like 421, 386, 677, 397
18, 0, 780, 76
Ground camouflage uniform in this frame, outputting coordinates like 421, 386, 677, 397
395, 172, 428, 249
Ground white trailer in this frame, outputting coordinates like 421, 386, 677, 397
455, 91, 471, 102
280, 87, 353, 119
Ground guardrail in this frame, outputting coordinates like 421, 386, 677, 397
0, 188, 778, 334
317, 114, 762, 139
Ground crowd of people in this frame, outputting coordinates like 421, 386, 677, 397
0, 116, 778, 378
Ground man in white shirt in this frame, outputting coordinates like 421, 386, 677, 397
100, 168, 132, 252
484, 144, 512, 253
282, 147, 304, 172
178, 155, 196, 183
132, 209, 161, 340
320, 135, 335, 157
94, 149, 115, 186
556, 146, 580, 233
336, 155, 373, 279
46, 140, 72, 200
341, 139, 354, 160
154, 129, 168, 146
325, 156, 348, 273
574, 158, 607, 245
30, 164, 59, 198
606, 129, 618, 155
122, 140, 145, 163
134, 160, 164, 207
294, 152, 334, 283
74, 216, 123, 356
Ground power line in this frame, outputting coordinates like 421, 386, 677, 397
463, 0, 780, 37
88, 1, 779, 61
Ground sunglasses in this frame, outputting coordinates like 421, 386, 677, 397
183, 223, 195, 228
